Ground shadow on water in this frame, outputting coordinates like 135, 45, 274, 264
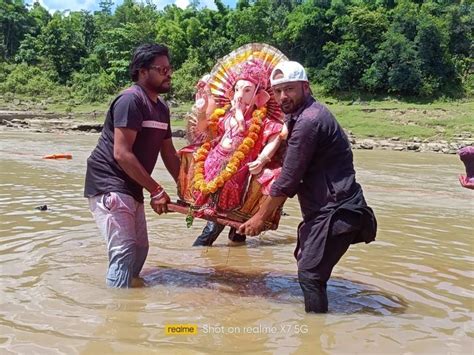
142, 266, 407, 316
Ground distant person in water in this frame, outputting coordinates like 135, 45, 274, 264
84, 43, 180, 288
458, 146, 474, 190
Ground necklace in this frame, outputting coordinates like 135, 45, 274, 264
193, 106, 267, 195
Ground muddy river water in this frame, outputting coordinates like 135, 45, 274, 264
0, 131, 472, 354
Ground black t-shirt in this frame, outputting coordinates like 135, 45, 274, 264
84, 84, 172, 203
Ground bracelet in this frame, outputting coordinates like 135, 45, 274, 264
150, 185, 163, 198
151, 189, 166, 201
150, 185, 162, 195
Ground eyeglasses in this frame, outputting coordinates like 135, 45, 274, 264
149, 65, 173, 76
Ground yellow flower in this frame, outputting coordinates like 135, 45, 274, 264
214, 108, 226, 116
248, 132, 259, 141
230, 157, 241, 166
215, 176, 225, 187
233, 151, 245, 160
194, 161, 205, 169
194, 166, 204, 175
194, 173, 205, 181
221, 170, 232, 181
208, 181, 218, 193
243, 137, 255, 148
249, 124, 261, 133
194, 153, 206, 162
238, 144, 250, 154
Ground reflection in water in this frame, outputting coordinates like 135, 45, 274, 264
0, 131, 472, 353
143, 266, 407, 315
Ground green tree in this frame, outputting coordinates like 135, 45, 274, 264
362, 31, 422, 95
0, 0, 33, 60
227, 0, 274, 46
390, 0, 420, 41
345, 6, 388, 54
171, 49, 207, 100
322, 40, 368, 91
15, 33, 41, 64
93, 0, 158, 85
39, 13, 86, 82
0, 0, 471, 101
415, 13, 455, 95
156, 16, 189, 68
28, 1, 51, 35
278, 0, 330, 67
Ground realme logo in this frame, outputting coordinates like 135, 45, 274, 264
165, 324, 198, 335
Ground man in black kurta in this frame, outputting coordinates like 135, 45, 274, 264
239, 61, 377, 313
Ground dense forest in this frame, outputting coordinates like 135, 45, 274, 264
1, 0, 472, 103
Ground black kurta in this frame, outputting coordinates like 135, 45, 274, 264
270, 96, 377, 274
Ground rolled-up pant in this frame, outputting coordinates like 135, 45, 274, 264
88, 192, 149, 288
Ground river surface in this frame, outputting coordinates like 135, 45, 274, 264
0, 131, 472, 354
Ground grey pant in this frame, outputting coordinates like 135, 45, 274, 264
89, 192, 149, 288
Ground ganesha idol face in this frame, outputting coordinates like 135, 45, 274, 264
231, 79, 257, 111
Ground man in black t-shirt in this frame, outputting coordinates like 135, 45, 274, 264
84, 43, 180, 288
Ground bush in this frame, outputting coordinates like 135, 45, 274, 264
465, 74, 474, 98
0, 63, 57, 96
321, 41, 367, 92
361, 32, 422, 95
71, 70, 117, 102
171, 51, 207, 102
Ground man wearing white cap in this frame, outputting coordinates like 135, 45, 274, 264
239, 61, 377, 313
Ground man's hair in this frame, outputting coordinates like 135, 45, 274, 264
129, 43, 169, 82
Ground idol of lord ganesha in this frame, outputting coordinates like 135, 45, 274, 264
174, 44, 289, 230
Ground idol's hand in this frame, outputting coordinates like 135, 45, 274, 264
248, 158, 264, 175
195, 90, 208, 114
187, 113, 198, 127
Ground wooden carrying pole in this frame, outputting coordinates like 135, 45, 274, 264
167, 202, 242, 230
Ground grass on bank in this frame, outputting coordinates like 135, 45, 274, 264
328, 100, 474, 140
1, 90, 472, 141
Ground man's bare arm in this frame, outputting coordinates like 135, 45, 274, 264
238, 195, 287, 236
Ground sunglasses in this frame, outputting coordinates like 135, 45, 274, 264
149, 65, 173, 76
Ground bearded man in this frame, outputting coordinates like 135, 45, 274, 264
240, 61, 377, 313
84, 43, 180, 288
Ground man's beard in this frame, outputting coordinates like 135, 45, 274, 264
156, 83, 171, 94
280, 101, 295, 114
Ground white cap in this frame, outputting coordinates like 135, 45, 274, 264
270, 61, 308, 87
